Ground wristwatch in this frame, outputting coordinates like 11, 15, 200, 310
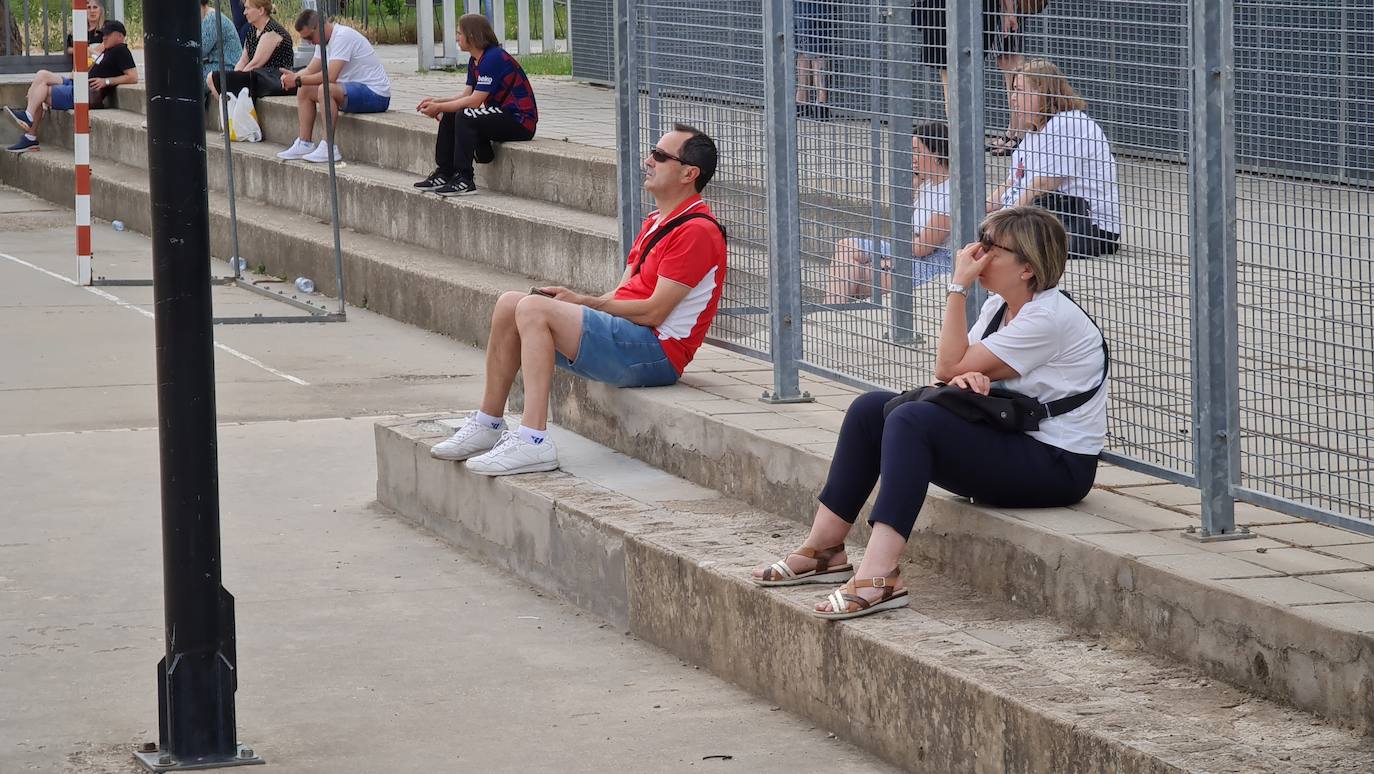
947, 282, 969, 297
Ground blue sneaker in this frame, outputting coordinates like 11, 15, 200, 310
5, 135, 39, 154
4, 106, 31, 132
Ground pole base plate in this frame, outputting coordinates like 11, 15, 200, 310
134, 744, 264, 771
1181, 528, 1256, 543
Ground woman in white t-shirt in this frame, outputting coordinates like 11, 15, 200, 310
826, 121, 953, 304
752, 206, 1106, 620
992, 58, 1122, 260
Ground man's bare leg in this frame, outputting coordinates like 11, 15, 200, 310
479, 291, 526, 417
295, 85, 316, 141
23, 70, 63, 134
512, 295, 585, 431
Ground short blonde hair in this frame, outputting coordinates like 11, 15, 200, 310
979, 206, 1067, 292
1014, 58, 1086, 130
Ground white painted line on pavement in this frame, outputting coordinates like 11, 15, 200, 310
0, 251, 310, 386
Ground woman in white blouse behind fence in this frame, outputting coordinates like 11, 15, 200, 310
993, 58, 1123, 260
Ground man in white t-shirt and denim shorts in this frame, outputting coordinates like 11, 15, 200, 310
276, 10, 392, 164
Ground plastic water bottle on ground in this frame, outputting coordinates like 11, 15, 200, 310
229, 256, 248, 273
294, 277, 315, 294
111, 220, 125, 231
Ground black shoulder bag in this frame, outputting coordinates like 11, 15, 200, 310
883, 292, 1109, 432
630, 212, 728, 277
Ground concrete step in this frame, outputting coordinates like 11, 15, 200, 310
10, 140, 1374, 739
0, 144, 533, 347
106, 82, 618, 218
37, 108, 623, 293
376, 417, 1374, 773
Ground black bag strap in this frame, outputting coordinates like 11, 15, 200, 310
979, 289, 1110, 420
631, 212, 728, 277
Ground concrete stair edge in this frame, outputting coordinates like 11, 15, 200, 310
376, 418, 1374, 773
107, 82, 619, 218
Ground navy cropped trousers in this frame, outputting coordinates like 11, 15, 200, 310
817, 390, 1099, 541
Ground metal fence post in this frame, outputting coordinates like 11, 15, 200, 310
442, 0, 458, 64
761, 0, 809, 403
417, 0, 434, 71
946, 0, 986, 325
1187, 0, 1245, 540
887, 2, 915, 344
612, 0, 641, 261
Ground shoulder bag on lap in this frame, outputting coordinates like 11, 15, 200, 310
882, 291, 1108, 432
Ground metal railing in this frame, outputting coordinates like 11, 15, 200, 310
615, 0, 1374, 535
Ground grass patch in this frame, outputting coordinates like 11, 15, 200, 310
515, 51, 570, 76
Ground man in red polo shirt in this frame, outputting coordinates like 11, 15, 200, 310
431, 123, 728, 475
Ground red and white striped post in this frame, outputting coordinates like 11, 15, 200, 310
72, 0, 92, 285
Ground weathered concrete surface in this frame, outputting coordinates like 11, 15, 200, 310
377, 418, 1374, 773
36, 109, 623, 293
106, 83, 619, 218
0, 198, 898, 774
538, 372, 1374, 734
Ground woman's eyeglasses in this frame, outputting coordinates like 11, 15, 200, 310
650, 146, 693, 166
978, 229, 1018, 255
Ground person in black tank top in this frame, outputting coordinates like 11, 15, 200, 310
207, 0, 299, 99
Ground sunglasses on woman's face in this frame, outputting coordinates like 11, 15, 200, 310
650, 146, 693, 166
978, 230, 1018, 256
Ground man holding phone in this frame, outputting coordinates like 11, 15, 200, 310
430, 123, 727, 476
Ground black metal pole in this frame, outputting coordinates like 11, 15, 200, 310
137, 0, 258, 769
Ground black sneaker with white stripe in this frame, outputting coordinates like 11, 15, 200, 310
435, 176, 478, 197
413, 168, 450, 191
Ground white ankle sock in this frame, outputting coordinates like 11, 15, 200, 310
24, 133, 36, 141
474, 410, 503, 430
518, 425, 547, 445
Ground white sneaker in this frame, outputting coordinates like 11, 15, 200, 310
302, 142, 342, 163
465, 431, 559, 476
430, 415, 506, 461
276, 138, 316, 160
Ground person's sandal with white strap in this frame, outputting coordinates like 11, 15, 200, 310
813, 567, 909, 621
751, 544, 854, 587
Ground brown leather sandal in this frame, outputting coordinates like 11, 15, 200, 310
813, 567, 909, 620
752, 544, 854, 587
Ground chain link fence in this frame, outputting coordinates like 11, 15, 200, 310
616, 0, 1374, 532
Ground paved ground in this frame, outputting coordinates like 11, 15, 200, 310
0, 188, 897, 773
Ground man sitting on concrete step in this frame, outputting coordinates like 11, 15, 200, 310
274, 10, 391, 165
431, 124, 727, 476
5, 20, 137, 154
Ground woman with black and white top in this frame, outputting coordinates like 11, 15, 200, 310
993, 58, 1123, 260
207, 0, 297, 100
751, 206, 1106, 620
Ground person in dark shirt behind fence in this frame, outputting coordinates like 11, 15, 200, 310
412, 13, 538, 197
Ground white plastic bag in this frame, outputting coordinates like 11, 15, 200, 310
227, 87, 262, 143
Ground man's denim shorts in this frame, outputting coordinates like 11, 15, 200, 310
556, 307, 679, 388
342, 82, 390, 113
51, 78, 75, 111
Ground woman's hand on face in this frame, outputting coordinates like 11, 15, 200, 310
950, 371, 992, 395
953, 241, 991, 287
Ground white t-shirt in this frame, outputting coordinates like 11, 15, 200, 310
312, 24, 391, 96
912, 177, 951, 249
969, 288, 1108, 455
1000, 110, 1122, 234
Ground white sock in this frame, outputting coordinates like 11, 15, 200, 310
518, 425, 547, 445
24, 133, 36, 141
473, 410, 503, 430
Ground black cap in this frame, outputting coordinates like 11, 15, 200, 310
100, 19, 126, 36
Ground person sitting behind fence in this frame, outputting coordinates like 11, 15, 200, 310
65, 0, 106, 57
751, 206, 1106, 620
275, 10, 391, 164
991, 58, 1122, 259
5, 20, 136, 155
825, 121, 952, 304
412, 13, 538, 197
201, 0, 243, 88
207, 0, 298, 101
429, 125, 725, 476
